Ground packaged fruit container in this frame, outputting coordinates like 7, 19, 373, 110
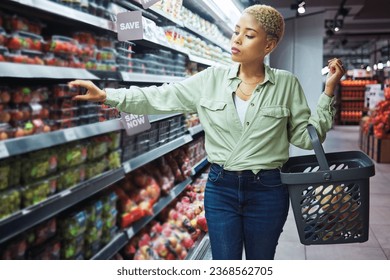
60, 210, 88, 240
50, 107, 78, 120
0, 86, 11, 104
26, 218, 57, 247
7, 156, 21, 188
53, 83, 80, 98
6, 31, 43, 51
44, 35, 80, 55
57, 142, 87, 170
21, 179, 52, 207
103, 208, 118, 228
85, 218, 103, 244
0, 188, 21, 220
101, 191, 118, 215
0, 236, 27, 260
85, 199, 103, 224
85, 158, 108, 179
57, 166, 84, 192
29, 239, 61, 260
107, 131, 121, 151
95, 47, 116, 61
50, 117, 78, 131
108, 150, 121, 170
0, 28, 7, 46
78, 104, 100, 115
101, 226, 117, 244
0, 123, 13, 140
0, 161, 10, 191
61, 234, 85, 260
21, 149, 58, 183
87, 137, 109, 160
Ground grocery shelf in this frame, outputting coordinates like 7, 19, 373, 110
0, 114, 183, 160
5, 0, 115, 31
122, 134, 193, 173
0, 168, 125, 244
125, 177, 192, 240
188, 124, 204, 136
183, 23, 230, 53
0, 62, 99, 80
191, 156, 209, 176
91, 232, 128, 260
120, 72, 185, 83
185, 233, 211, 260
0, 120, 123, 159
187, 54, 227, 67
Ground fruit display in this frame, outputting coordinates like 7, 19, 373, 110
122, 175, 208, 260
0, 188, 21, 220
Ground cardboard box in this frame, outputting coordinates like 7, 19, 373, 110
373, 137, 390, 163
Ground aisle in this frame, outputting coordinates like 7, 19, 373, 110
201, 126, 390, 260
276, 125, 390, 260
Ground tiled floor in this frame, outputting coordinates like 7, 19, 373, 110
276, 125, 390, 260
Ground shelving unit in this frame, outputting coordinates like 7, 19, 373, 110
0, 0, 217, 260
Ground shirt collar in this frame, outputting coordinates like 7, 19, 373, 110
227, 63, 276, 85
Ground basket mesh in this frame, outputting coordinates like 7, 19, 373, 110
290, 162, 368, 244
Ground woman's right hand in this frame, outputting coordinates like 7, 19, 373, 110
68, 80, 106, 102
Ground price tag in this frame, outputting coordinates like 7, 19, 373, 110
22, 209, 31, 215
123, 161, 131, 173
183, 134, 192, 142
140, 0, 160, 9
127, 227, 135, 237
60, 189, 72, 197
63, 129, 77, 142
0, 142, 9, 159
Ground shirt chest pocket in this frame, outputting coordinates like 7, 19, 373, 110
255, 106, 290, 132
199, 98, 229, 132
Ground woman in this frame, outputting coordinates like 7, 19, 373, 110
69, 5, 345, 260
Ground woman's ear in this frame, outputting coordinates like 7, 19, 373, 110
265, 39, 277, 55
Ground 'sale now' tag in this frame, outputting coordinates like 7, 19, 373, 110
117, 11, 143, 41
120, 112, 151, 136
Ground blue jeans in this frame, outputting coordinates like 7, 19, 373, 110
204, 164, 289, 260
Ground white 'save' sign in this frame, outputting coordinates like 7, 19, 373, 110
120, 112, 151, 136
117, 11, 143, 41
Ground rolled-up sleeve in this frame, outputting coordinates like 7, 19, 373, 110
104, 67, 213, 115
288, 77, 336, 149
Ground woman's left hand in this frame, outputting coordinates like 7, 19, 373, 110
324, 58, 346, 97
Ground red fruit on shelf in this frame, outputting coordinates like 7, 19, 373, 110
7, 37, 22, 50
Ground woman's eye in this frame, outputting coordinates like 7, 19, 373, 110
246, 35, 254, 39
233, 31, 239, 35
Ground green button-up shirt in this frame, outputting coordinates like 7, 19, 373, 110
105, 63, 335, 173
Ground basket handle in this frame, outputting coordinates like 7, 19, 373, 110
307, 124, 330, 171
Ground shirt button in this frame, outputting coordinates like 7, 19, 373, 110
246, 122, 250, 125
256, 89, 260, 92
251, 103, 254, 106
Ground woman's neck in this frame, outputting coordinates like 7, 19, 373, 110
238, 62, 265, 82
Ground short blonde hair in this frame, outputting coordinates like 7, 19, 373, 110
243, 4, 285, 44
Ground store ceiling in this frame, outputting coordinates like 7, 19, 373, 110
236, 0, 390, 68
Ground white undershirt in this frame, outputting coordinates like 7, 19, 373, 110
234, 94, 250, 125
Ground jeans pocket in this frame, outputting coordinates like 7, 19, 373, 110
258, 169, 283, 187
208, 165, 222, 183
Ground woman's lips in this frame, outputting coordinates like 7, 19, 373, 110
231, 47, 240, 54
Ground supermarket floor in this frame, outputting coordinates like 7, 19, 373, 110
200, 125, 390, 260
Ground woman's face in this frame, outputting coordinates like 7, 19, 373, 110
230, 12, 275, 64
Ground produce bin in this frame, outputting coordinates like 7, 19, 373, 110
281, 125, 375, 245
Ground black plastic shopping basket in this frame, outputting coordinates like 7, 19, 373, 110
280, 125, 375, 245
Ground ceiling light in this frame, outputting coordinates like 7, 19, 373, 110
297, 1, 306, 14
377, 62, 384, 70
291, 1, 306, 15
387, 60, 390, 67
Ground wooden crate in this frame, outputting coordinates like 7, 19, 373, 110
373, 137, 390, 163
